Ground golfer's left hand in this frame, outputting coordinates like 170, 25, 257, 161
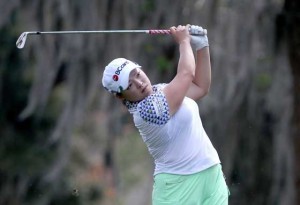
190, 25, 209, 51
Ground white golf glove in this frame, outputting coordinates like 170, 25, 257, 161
189, 25, 209, 51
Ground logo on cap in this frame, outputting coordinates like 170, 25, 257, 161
112, 61, 129, 82
113, 75, 119, 81
115, 61, 129, 75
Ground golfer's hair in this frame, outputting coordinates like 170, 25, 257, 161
115, 92, 123, 97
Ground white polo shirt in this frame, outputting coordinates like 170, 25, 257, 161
124, 84, 220, 176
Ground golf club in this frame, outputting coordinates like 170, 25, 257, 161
16, 29, 207, 49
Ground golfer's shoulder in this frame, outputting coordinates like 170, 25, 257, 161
137, 84, 170, 125
124, 84, 166, 112
139, 83, 167, 106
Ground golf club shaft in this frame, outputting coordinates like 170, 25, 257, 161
27, 29, 172, 35
16, 29, 207, 49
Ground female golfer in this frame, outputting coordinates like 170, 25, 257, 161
102, 25, 229, 205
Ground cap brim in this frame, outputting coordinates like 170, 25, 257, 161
119, 65, 141, 92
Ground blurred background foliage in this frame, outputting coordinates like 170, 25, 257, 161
0, 0, 300, 205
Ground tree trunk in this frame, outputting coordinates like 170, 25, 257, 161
283, 0, 300, 203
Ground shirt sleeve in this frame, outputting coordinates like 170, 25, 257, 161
137, 90, 170, 125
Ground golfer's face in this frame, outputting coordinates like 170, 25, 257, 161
122, 68, 152, 102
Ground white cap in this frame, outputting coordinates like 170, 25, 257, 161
102, 58, 141, 93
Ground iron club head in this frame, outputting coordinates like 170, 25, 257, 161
16, 32, 28, 49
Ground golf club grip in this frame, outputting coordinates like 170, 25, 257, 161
148, 29, 207, 36
148, 30, 171, 35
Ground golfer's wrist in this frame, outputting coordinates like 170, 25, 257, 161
196, 46, 209, 53
179, 39, 190, 46
196, 44, 209, 51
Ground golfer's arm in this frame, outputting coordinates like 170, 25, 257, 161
164, 41, 195, 115
186, 47, 211, 100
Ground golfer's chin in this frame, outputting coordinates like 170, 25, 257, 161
137, 92, 150, 102
143, 85, 153, 97
131, 90, 152, 102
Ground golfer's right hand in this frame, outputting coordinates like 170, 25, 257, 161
170, 25, 191, 44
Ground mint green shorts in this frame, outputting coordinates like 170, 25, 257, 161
152, 164, 230, 205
